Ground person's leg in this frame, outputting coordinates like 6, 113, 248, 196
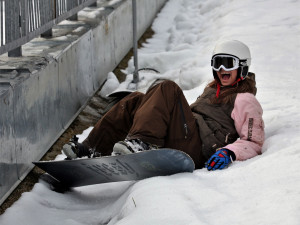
126, 80, 205, 168
82, 92, 144, 156
163, 91, 206, 169
65, 80, 205, 167
127, 80, 184, 146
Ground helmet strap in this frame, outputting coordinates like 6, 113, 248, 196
231, 78, 241, 86
216, 82, 221, 98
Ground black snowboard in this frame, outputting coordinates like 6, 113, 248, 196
33, 149, 194, 188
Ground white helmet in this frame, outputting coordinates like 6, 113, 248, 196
211, 40, 251, 80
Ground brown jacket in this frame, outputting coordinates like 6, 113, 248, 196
190, 73, 258, 160
190, 87, 239, 159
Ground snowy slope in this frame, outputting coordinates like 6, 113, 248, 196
1, 0, 300, 224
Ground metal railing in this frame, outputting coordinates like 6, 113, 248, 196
0, 0, 98, 57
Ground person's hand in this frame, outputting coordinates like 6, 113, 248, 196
205, 149, 233, 171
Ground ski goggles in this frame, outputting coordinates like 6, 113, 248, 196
211, 55, 239, 71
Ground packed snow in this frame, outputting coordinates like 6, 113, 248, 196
1, 0, 300, 224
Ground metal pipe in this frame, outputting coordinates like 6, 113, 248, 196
132, 0, 139, 84
1, 0, 3, 45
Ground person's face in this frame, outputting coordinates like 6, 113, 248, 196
216, 68, 238, 86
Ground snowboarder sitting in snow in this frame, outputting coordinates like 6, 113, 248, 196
63, 40, 265, 171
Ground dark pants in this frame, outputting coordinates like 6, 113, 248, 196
83, 80, 205, 168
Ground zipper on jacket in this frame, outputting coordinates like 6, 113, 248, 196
178, 99, 189, 139
184, 123, 188, 139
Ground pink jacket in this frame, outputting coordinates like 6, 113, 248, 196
225, 93, 265, 161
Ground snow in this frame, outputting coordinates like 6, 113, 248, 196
1, 0, 300, 224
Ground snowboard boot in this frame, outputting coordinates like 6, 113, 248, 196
112, 139, 159, 155
62, 136, 96, 160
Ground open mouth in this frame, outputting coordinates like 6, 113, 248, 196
221, 73, 231, 80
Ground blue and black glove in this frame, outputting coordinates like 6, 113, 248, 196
205, 149, 235, 171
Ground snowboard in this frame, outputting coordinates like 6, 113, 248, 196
33, 149, 195, 189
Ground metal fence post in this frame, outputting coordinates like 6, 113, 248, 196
41, 0, 54, 37
68, 14, 78, 21
68, 0, 78, 21
6, 0, 22, 57
20, 0, 28, 37
132, 0, 139, 84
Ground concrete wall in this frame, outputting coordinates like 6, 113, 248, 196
0, 0, 167, 205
